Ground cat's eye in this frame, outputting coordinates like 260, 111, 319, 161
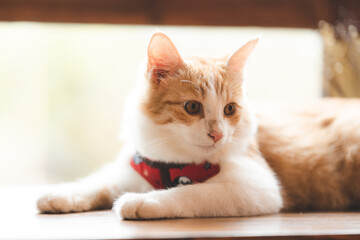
184, 101, 202, 115
224, 103, 236, 116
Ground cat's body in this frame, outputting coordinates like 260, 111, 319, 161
257, 99, 360, 211
37, 33, 360, 219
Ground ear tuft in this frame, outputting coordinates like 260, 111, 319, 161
226, 38, 259, 76
147, 32, 183, 78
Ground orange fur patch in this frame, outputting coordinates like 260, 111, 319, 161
256, 98, 360, 211
142, 57, 243, 126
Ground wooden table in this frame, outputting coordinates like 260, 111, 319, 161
1, 186, 360, 239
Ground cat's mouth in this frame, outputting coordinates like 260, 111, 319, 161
194, 143, 217, 152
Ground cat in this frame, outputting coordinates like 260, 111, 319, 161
37, 32, 360, 219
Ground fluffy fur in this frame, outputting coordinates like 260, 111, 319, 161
37, 33, 360, 219
257, 99, 360, 211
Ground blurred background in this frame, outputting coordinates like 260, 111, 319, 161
0, 0, 359, 185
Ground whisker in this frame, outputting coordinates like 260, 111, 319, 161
141, 136, 172, 149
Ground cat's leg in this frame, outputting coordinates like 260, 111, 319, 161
113, 158, 283, 219
37, 145, 153, 213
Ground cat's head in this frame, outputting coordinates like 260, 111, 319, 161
136, 33, 258, 163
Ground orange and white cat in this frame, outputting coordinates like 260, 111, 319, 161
37, 33, 360, 219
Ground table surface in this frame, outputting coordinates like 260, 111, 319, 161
1, 186, 360, 239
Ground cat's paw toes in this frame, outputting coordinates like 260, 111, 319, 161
37, 191, 90, 213
113, 193, 164, 219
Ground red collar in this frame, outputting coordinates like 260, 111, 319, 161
131, 153, 220, 189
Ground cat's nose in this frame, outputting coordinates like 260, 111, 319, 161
208, 131, 223, 143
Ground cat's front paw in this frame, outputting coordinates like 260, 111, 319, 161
37, 190, 90, 213
113, 192, 169, 219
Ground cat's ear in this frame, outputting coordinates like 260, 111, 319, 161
226, 38, 259, 78
147, 32, 183, 84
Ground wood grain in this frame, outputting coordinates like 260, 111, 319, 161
1, 186, 360, 239
0, 0, 359, 28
